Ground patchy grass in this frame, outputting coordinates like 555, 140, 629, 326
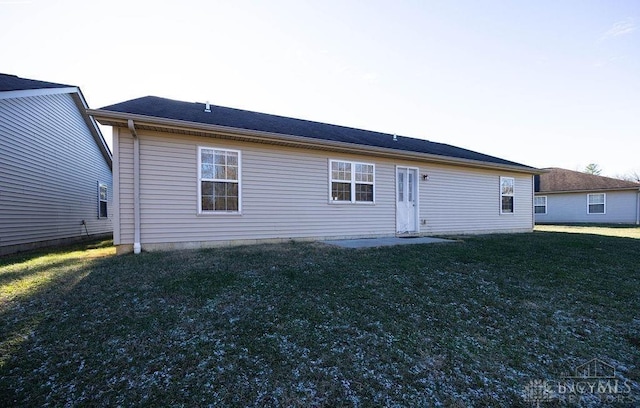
0, 240, 115, 369
0, 234, 638, 407
535, 224, 640, 239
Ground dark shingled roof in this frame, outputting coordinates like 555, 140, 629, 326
0, 73, 73, 92
536, 168, 640, 192
100, 96, 534, 169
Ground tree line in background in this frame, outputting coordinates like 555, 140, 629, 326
583, 163, 640, 182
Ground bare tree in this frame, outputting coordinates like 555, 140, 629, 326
584, 163, 602, 175
615, 171, 640, 183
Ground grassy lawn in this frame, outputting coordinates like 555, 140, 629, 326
1, 233, 638, 407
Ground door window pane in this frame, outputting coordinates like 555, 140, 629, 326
408, 172, 413, 202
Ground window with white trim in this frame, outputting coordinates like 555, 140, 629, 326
500, 177, 514, 214
534, 196, 547, 214
98, 182, 108, 218
587, 193, 605, 214
330, 160, 374, 203
199, 147, 241, 213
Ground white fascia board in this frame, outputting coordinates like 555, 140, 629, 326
0, 87, 79, 100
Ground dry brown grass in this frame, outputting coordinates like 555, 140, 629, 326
535, 224, 640, 239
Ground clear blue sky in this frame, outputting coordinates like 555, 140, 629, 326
2, 0, 638, 177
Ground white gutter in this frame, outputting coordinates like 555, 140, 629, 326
128, 119, 141, 254
531, 175, 536, 229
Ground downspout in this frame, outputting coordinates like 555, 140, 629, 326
128, 119, 141, 254
531, 175, 535, 230
636, 189, 640, 225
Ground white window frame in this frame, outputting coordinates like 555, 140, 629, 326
197, 146, 242, 214
98, 182, 108, 218
534, 196, 547, 215
500, 176, 515, 214
587, 193, 606, 214
329, 159, 375, 204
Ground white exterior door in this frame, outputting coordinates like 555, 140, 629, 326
396, 167, 418, 234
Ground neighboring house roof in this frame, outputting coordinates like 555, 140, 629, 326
535, 167, 640, 193
92, 96, 538, 172
0, 73, 73, 91
0, 73, 112, 167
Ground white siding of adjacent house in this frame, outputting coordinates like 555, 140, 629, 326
114, 128, 533, 251
535, 191, 639, 224
0, 92, 112, 254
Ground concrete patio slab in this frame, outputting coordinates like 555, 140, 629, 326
323, 236, 455, 249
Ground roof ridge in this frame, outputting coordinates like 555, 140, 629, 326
97, 95, 536, 170
537, 167, 640, 192
0, 73, 74, 91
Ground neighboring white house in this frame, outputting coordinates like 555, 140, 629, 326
0, 74, 113, 255
534, 168, 640, 225
89, 96, 540, 254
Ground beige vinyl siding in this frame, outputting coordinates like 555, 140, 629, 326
0, 92, 112, 253
115, 128, 533, 249
419, 165, 533, 234
535, 191, 639, 224
116, 130, 395, 246
115, 127, 134, 244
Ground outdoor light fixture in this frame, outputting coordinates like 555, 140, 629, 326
422, 174, 429, 181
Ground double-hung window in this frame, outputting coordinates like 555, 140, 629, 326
199, 147, 241, 213
534, 196, 547, 214
587, 193, 605, 214
500, 177, 514, 214
98, 182, 108, 218
330, 160, 374, 203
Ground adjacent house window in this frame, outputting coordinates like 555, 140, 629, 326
199, 147, 241, 213
330, 160, 375, 203
587, 193, 605, 214
534, 196, 547, 214
98, 183, 108, 218
500, 177, 514, 214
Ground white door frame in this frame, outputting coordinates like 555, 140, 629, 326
395, 166, 420, 234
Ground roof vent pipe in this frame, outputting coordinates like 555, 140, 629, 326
204, 101, 211, 113
393, 134, 397, 142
